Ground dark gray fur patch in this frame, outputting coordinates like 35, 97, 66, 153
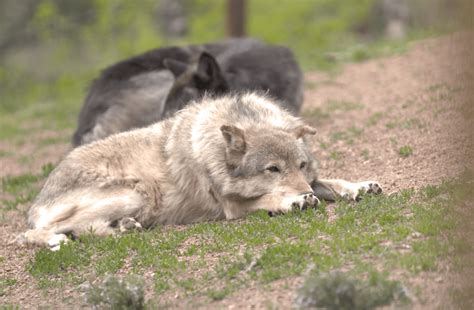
73, 38, 303, 147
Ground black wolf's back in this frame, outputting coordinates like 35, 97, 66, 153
73, 38, 302, 146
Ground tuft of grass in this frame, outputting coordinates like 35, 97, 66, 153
367, 112, 384, 126
295, 271, 409, 309
400, 118, 424, 129
399, 146, 413, 158
302, 108, 330, 123
0, 305, 20, 310
326, 100, 364, 112
361, 149, 370, 160
331, 126, 364, 144
329, 150, 341, 161
85, 275, 145, 310
0, 278, 17, 297
0, 150, 12, 158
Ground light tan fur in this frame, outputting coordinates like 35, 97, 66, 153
22, 93, 381, 250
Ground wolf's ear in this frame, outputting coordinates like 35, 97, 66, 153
163, 58, 189, 77
293, 125, 317, 139
220, 125, 246, 154
195, 52, 223, 84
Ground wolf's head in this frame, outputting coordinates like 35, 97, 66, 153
163, 52, 229, 118
219, 124, 318, 202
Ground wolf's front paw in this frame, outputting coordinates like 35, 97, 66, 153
269, 193, 320, 217
342, 181, 383, 201
291, 193, 320, 211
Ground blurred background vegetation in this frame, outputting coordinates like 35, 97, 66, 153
0, 0, 471, 135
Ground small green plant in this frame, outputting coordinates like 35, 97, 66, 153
361, 149, 370, 160
326, 100, 364, 112
399, 146, 413, 158
0, 278, 17, 297
329, 150, 341, 161
294, 271, 409, 310
302, 108, 330, 123
86, 275, 145, 310
331, 126, 364, 144
0, 305, 20, 310
367, 112, 384, 126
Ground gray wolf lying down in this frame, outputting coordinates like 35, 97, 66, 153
22, 93, 382, 250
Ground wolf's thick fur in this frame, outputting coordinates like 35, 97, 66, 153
23, 93, 381, 250
73, 38, 303, 146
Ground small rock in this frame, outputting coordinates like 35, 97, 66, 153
77, 282, 91, 292
411, 232, 422, 238
397, 244, 411, 250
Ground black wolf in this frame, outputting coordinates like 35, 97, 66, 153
73, 38, 303, 146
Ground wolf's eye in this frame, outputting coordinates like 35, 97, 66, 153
266, 166, 280, 173
300, 162, 307, 170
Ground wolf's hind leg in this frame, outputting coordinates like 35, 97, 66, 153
314, 179, 382, 201
52, 190, 146, 237
25, 186, 146, 250
21, 228, 69, 251
118, 217, 143, 233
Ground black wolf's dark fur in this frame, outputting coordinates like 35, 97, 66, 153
73, 38, 303, 146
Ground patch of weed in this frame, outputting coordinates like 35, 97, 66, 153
326, 100, 364, 112
0, 150, 12, 158
367, 112, 384, 126
398, 146, 413, 158
331, 126, 364, 144
302, 108, 330, 123
319, 141, 329, 150
38, 136, 69, 147
385, 118, 424, 130
0, 278, 17, 297
207, 287, 233, 301
86, 275, 145, 310
0, 305, 20, 310
400, 118, 424, 129
385, 122, 397, 129
295, 271, 409, 309
329, 151, 341, 161
361, 149, 370, 160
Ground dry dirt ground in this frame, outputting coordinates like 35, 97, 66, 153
1, 32, 473, 308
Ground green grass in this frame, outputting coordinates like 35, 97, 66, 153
399, 146, 413, 158
24, 177, 464, 306
361, 149, 370, 160
326, 100, 364, 112
1, 163, 54, 210
367, 112, 384, 126
0, 305, 20, 310
384, 117, 425, 131
0, 278, 17, 297
331, 126, 364, 145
